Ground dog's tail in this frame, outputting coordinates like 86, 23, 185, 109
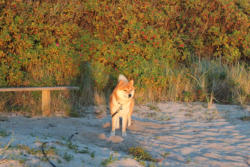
118, 74, 128, 82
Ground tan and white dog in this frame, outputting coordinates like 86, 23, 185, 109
109, 74, 135, 137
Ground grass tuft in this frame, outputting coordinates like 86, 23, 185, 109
239, 116, 250, 121
0, 130, 10, 137
63, 152, 74, 162
101, 154, 117, 166
128, 146, 158, 162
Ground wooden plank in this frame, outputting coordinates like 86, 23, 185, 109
0, 86, 79, 92
0, 86, 79, 116
42, 90, 51, 116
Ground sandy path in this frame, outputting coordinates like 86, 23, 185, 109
0, 102, 249, 167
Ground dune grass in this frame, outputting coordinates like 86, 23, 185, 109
0, 60, 249, 115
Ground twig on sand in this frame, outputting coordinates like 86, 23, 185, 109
41, 142, 57, 167
67, 131, 79, 142
40, 132, 78, 167
0, 132, 14, 163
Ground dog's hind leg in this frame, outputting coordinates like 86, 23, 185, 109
128, 100, 134, 127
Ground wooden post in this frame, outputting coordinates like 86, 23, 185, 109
0, 86, 79, 116
42, 90, 51, 116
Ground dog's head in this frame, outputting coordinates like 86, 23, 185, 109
116, 79, 135, 101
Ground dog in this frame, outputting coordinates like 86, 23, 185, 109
109, 74, 135, 137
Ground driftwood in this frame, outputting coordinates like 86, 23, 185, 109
41, 142, 57, 167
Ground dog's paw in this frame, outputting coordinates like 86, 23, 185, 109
110, 131, 115, 137
122, 132, 127, 137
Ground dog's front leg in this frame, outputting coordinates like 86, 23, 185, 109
111, 116, 117, 136
121, 116, 128, 137
128, 114, 132, 127
115, 117, 120, 129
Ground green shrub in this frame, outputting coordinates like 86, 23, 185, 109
0, 0, 249, 112
0, 1, 85, 87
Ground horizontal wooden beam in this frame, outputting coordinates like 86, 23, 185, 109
0, 86, 79, 116
0, 86, 79, 92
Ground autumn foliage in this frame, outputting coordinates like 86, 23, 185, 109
0, 0, 249, 106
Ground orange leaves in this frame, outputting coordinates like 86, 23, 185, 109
0, 1, 86, 87
0, 0, 248, 88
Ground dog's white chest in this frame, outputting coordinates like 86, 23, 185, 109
116, 104, 130, 117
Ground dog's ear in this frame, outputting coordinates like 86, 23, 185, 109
118, 74, 128, 82
129, 80, 134, 85
117, 80, 124, 86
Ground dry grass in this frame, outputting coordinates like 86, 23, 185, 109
134, 60, 249, 106
0, 60, 249, 115
228, 63, 250, 105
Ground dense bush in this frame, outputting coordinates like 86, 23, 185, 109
0, 1, 87, 86
0, 0, 249, 110
83, 0, 249, 62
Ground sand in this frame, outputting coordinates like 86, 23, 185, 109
0, 102, 249, 167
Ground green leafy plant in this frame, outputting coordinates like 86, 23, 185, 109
0, 0, 249, 110
128, 146, 158, 162
101, 154, 117, 166
0, 130, 10, 137
63, 152, 74, 162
